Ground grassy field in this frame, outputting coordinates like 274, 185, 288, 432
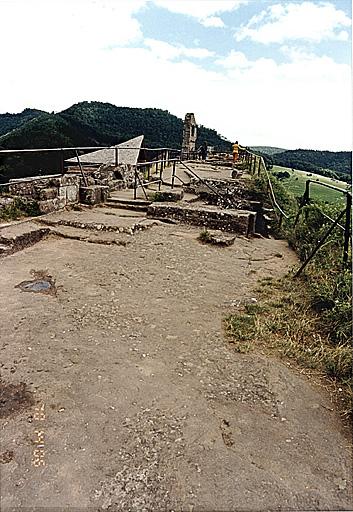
271, 165, 350, 203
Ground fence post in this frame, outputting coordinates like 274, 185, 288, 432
278, 212, 283, 229
258, 158, 261, 176
60, 149, 64, 174
343, 193, 352, 266
134, 168, 137, 200
294, 180, 311, 226
171, 160, 176, 189
294, 208, 347, 277
159, 161, 162, 191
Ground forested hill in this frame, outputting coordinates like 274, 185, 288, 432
0, 108, 45, 137
0, 101, 231, 181
0, 101, 231, 150
253, 147, 352, 183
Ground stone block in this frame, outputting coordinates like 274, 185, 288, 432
79, 186, 109, 205
61, 174, 80, 187
9, 181, 35, 196
66, 185, 79, 204
38, 188, 58, 200
151, 190, 184, 202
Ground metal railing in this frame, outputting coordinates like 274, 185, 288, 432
246, 149, 352, 273
0, 145, 181, 189
293, 180, 351, 274
133, 157, 181, 200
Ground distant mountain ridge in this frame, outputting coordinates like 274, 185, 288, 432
250, 146, 288, 156
0, 101, 232, 180
0, 101, 231, 150
0, 102, 351, 183
252, 146, 351, 183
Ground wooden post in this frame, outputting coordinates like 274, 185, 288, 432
343, 193, 352, 266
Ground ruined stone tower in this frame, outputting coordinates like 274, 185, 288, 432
182, 113, 197, 158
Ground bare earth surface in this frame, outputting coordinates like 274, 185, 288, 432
0, 222, 352, 511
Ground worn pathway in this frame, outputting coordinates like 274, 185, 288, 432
0, 218, 351, 511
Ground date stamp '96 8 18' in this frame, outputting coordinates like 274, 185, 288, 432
32, 403, 46, 467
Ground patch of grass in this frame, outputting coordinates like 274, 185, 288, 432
0, 197, 40, 221
198, 229, 213, 244
225, 276, 352, 419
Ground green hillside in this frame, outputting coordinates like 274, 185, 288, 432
253, 147, 351, 184
250, 146, 287, 156
0, 101, 231, 181
0, 108, 45, 137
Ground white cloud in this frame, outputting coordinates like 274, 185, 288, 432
201, 16, 225, 28
216, 50, 251, 69
214, 49, 351, 149
0, 0, 350, 150
144, 39, 214, 60
236, 2, 351, 43
153, 0, 245, 26
0, 0, 146, 58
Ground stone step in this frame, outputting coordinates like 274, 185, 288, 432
50, 225, 131, 246
107, 197, 151, 207
0, 221, 50, 256
147, 203, 256, 235
105, 200, 149, 212
37, 216, 157, 235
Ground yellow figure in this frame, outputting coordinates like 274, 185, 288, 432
232, 141, 239, 163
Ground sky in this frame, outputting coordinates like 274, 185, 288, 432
0, 0, 351, 150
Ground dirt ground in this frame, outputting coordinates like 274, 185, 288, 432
0, 223, 352, 511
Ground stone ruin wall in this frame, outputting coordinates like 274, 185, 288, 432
182, 113, 197, 158
7, 174, 80, 214
2, 163, 137, 214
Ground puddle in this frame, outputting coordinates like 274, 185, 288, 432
16, 269, 56, 296
0, 381, 34, 419
20, 280, 52, 292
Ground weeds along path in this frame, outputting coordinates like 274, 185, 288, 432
0, 224, 351, 510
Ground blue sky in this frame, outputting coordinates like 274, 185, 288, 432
0, 0, 351, 150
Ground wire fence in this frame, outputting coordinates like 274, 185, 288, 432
246, 150, 352, 273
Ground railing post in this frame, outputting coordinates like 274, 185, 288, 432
278, 212, 283, 229
171, 160, 176, 189
60, 149, 64, 174
295, 208, 346, 277
134, 168, 137, 200
343, 193, 352, 266
294, 180, 311, 226
159, 160, 162, 191
258, 157, 261, 176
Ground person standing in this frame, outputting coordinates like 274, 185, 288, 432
200, 141, 208, 160
232, 141, 239, 163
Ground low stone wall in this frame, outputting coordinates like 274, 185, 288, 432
147, 203, 256, 235
8, 174, 80, 214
